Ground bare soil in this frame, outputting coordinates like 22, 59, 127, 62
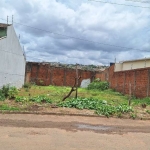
0, 114, 150, 150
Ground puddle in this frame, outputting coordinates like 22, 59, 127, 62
76, 124, 112, 131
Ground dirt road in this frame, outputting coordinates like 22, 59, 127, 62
0, 114, 150, 150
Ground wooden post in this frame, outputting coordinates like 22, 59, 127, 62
75, 64, 78, 98
147, 70, 150, 97
129, 83, 132, 106
134, 71, 136, 97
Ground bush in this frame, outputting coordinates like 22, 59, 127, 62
0, 85, 18, 100
8, 87, 18, 99
1, 85, 9, 97
0, 90, 5, 101
87, 80, 109, 90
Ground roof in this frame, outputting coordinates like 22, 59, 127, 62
0, 23, 11, 28
120, 57, 150, 63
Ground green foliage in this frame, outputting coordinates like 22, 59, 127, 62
146, 110, 150, 114
0, 90, 5, 101
87, 80, 109, 91
15, 96, 28, 102
1, 85, 9, 97
132, 97, 150, 106
96, 104, 133, 118
0, 85, 18, 100
8, 87, 18, 99
58, 97, 133, 117
0, 104, 19, 111
130, 113, 137, 119
29, 95, 52, 103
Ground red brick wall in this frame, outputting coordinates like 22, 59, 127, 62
25, 62, 95, 87
95, 65, 150, 98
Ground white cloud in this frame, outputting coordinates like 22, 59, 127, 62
0, 0, 150, 65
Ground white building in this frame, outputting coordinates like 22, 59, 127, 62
115, 58, 150, 72
0, 23, 25, 88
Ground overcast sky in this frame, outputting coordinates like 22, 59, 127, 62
0, 0, 150, 65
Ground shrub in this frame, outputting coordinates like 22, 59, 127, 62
1, 85, 9, 97
87, 80, 109, 90
8, 87, 18, 99
0, 85, 18, 100
0, 90, 5, 101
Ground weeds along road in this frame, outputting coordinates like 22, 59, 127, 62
0, 114, 150, 150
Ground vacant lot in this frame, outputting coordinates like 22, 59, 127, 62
0, 85, 150, 119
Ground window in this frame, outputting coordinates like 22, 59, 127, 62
0, 27, 7, 38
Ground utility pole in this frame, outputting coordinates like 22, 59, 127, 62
12, 15, 13, 24
7, 16, 8, 24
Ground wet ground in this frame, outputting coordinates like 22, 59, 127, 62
0, 114, 150, 150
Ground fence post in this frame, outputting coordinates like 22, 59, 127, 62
134, 71, 136, 97
46, 65, 49, 86
123, 72, 125, 94
63, 67, 66, 86
147, 70, 150, 97
36, 64, 40, 84
129, 82, 132, 106
50, 65, 53, 85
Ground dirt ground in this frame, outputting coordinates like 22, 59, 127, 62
0, 114, 150, 150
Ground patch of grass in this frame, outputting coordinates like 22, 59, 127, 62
146, 110, 150, 114
130, 113, 137, 119
132, 97, 150, 106
0, 104, 19, 111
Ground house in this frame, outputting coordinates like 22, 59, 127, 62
0, 23, 26, 88
115, 58, 150, 72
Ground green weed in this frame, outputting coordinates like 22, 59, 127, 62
87, 80, 109, 91
0, 104, 19, 111
58, 97, 133, 117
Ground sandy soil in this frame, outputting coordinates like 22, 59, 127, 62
0, 114, 150, 150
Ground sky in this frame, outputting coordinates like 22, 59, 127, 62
0, 0, 150, 65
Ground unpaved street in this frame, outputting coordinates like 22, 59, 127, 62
0, 114, 150, 150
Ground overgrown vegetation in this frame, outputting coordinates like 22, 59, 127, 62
58, 97, 133, 117
87, 79, 109, 91
0, 83, 149, 119
15, 95, 52, 103
0, 85, 18, 100
0, 104, 19, 111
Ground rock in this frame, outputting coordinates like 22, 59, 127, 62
80, 79, 91, 88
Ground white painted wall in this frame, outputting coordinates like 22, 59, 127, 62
115, 59, 150, 72
0, 25, 25, 88
114, 63, 122, 72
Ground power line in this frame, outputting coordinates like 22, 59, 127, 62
0, 18, 148, 52
88, 0, 150, 8
125, 0, 150, 3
